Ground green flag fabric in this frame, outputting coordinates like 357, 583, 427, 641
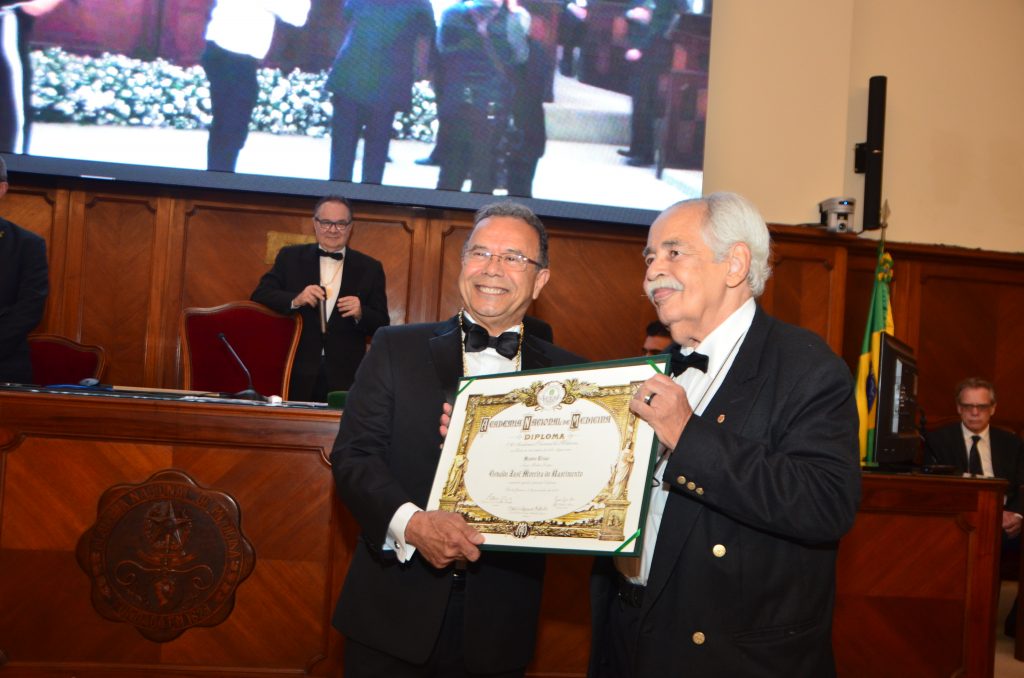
855, 242, 894, 465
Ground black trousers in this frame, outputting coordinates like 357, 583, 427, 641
436, 102, 504, 195
329, 94, 395, 185
627, 61, 662, 162
342, 576, 525, 678
202, 41, 259, 172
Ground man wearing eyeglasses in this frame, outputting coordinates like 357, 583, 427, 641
251, 194, 389, 401
925, 378, 1024, 635
330, 201, 582, 677
925, 379, 1024, 532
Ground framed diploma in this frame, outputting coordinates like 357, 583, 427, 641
426, 355, 668, 556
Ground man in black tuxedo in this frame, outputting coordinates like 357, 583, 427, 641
251, 195, 389, 401
0, 156, 48, 383
588, 192, 861, 677
924, 377, 1024, 635
330, 201, 582, 677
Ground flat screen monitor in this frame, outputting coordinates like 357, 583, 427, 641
2, 0, 714, 226
872, 333, 920, 468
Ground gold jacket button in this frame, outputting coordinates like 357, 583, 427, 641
716, 414, 725, 423
686, 481, 696, 491
677, 475, 687, 485
696, 487, 704, 496
692, 631, 706, 645
712, 544, 726, 557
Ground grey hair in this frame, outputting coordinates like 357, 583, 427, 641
665, 191, 773, 297
466, 200, 549, 267
956, 377, 997, 404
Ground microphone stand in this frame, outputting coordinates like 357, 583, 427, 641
217, 332, 267, 402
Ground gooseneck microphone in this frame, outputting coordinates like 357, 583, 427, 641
217, 332, 267, 402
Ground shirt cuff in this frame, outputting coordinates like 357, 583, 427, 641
384, 502, 421, 563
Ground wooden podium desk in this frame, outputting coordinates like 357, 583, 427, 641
0, 386, 350, 677
834, 472, 1007, 678
0, 387, 1008, 677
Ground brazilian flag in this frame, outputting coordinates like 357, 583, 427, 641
855, 241, 894, 465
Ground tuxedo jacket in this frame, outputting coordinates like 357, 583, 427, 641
330, 315, 583, 672
925, 423, 1024, 512
589, 305, 862, 678
251, 243, 389, 400
0, 218, 48, 383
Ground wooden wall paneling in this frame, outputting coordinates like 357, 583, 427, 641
916, 260, 1024, 433
532, 227, 651, 362
839, 251, 878, 375
435, 218, 474, 323
141, 196, 178, 386
179, 200, 306, 312
68, 192, 160, 387
345, 205, 420, 328
4, 186, 66, 334
156, 197, 191, 388
890, 256, 922, 354
411, 216, 452, 325
761, 239, 848, 354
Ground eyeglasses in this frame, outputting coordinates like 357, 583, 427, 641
958, 402, 994, 412
314, 217, 353, 232
463, 249, 543, 272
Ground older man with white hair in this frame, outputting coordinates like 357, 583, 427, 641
588, 192, 862, 678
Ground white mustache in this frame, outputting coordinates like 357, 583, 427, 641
645, 278, 684, 303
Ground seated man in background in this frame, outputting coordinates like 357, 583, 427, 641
251, 195, 389, 402
0, 155, 48, 384
641, 319, 671, 356
924, 377, 1024, 635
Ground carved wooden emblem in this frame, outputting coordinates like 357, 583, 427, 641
76, 469, 255, 642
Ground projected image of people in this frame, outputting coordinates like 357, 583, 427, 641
12, 0, 713, 220
326, 0, 435, 185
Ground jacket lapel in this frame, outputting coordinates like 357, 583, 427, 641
301, 244, 321, 289
643, 305, 772, 608
521, 335, 554, 371
338, 248, 358, 298
429, 315, 463, 405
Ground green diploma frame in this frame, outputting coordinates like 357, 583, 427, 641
426, 355, 668, 556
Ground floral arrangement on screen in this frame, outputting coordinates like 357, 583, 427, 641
29, 47, 437, 142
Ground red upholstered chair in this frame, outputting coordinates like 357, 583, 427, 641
180, 301, 301, 400
27, 334, 107, 386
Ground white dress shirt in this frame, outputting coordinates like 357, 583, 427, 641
204, 0, 310, 59
318, 247, 346, 323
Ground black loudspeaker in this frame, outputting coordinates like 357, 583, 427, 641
854, 75, 886, 230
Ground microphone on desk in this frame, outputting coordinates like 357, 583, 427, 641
217, 332, 267, 402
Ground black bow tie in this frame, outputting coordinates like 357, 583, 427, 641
462, 318, 521, 359
319, 249, 343, 260
669, 350, 709, 377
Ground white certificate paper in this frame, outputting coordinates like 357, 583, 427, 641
426, 356, 667, 555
